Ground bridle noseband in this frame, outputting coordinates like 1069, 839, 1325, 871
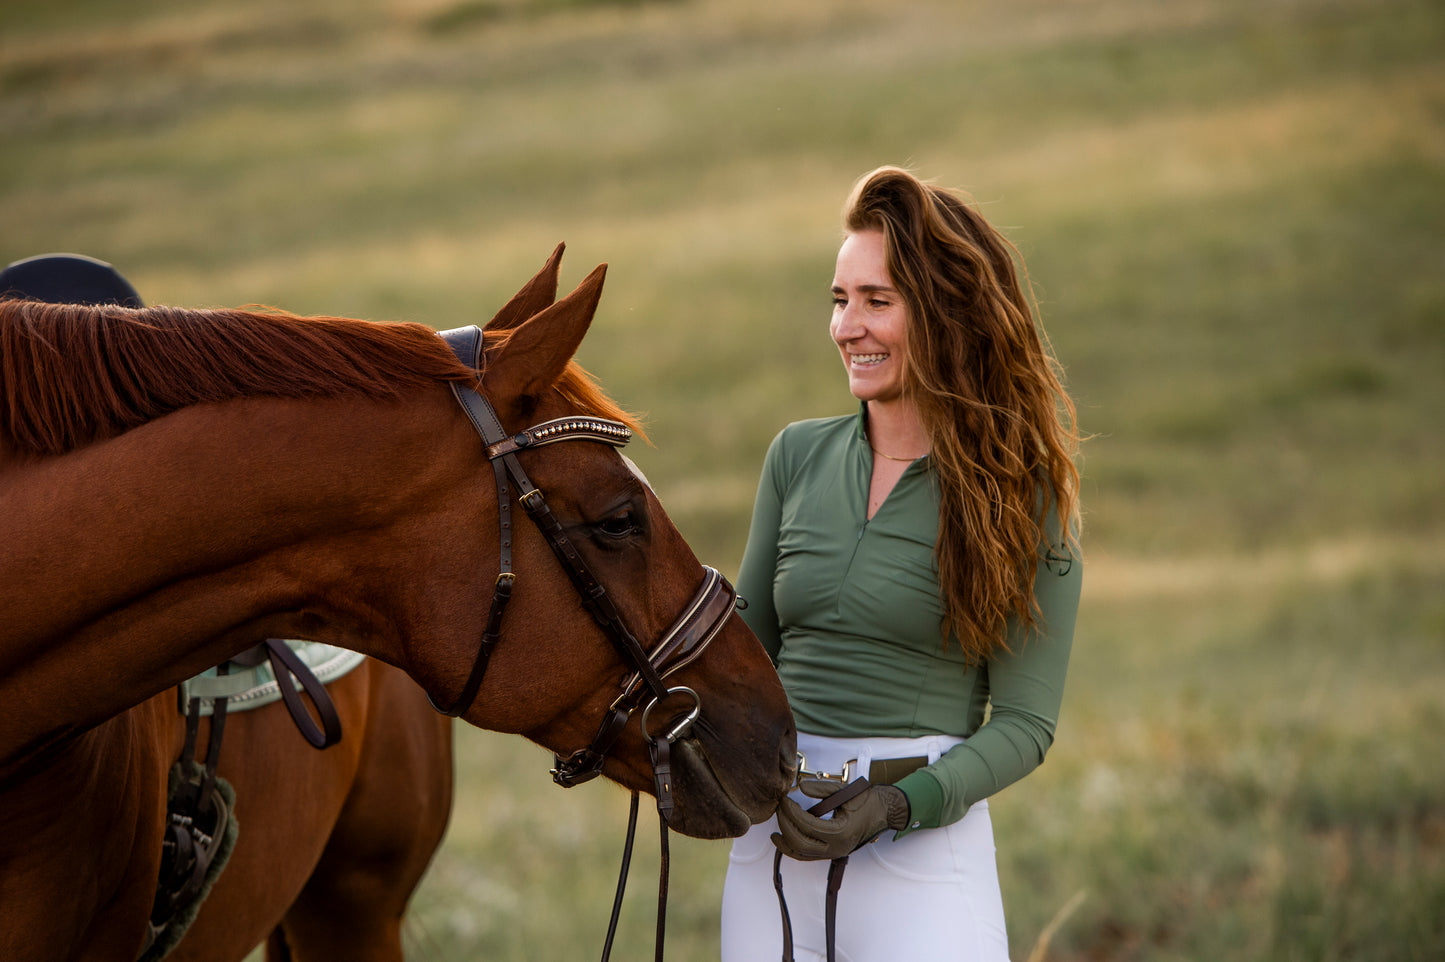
429, 325, 737, 792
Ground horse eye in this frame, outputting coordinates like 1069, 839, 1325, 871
597, 511, 637, 538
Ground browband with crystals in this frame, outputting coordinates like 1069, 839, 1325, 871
485, 417, 632, 461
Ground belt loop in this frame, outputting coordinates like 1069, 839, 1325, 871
855, 743, 876, 781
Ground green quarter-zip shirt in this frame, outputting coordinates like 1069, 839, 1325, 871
736, 407, 1081, 832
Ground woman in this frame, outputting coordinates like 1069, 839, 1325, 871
721, 166, 1082, 962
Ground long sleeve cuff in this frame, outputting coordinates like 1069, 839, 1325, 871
890, 769, 945, 837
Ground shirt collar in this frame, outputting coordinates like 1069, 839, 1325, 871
852, 401, 869, 446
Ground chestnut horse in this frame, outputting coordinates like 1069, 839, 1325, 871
0, 252, 452, 962
0, 248, 796, 961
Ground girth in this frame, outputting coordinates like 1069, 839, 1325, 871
142, 640, 344, 960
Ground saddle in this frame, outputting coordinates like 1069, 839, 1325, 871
138, 639, 357, 962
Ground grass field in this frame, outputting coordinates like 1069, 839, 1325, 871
3, 0, 1442, 958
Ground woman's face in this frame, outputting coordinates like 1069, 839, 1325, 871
830, 229, 909, 405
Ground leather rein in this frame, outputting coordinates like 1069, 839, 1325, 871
430, 325, 739, 961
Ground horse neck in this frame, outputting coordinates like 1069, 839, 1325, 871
0, 387, 473, 768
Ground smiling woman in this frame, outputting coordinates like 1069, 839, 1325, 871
721, 166, 1082, 962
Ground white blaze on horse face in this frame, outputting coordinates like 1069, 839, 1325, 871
621, 454, 654, 494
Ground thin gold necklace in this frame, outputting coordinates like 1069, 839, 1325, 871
870, 446, 928, 462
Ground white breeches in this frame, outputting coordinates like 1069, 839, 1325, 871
721, 732, 1010, 962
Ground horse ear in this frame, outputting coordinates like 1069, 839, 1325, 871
482, 263, 607, 406
484, 243, 565, 333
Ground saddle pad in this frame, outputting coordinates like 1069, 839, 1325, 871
177, 641, 366, 716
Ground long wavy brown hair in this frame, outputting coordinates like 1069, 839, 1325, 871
844, 166, 1081, 660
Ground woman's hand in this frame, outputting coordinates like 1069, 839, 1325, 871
771, 779, 911, 860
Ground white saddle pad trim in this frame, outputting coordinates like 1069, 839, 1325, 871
178, 641, 366, 716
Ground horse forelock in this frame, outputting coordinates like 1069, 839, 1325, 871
0, 300, 478, 456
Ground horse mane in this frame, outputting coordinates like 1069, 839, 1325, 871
0, 300, 641, 456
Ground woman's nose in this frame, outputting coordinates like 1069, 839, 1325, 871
832, 304, 863, 341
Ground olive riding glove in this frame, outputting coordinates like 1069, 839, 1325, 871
771, 778, 912, 861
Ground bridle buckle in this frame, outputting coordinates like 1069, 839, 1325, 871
550, 749, 605, 788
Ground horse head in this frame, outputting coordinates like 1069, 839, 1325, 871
397, 249, 796, 839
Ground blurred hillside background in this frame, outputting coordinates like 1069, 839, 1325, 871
3, 0, 1441, 958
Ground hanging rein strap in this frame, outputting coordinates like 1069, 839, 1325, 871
599, 686, 696, 962
773, 777, 874, 962
254, 639, 343, 748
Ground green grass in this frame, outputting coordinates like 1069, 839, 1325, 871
4, 0, 1442, 958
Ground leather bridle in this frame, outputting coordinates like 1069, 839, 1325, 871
429, 325, 740, 960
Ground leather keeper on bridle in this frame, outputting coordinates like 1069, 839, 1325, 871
428, 325, 738, 790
